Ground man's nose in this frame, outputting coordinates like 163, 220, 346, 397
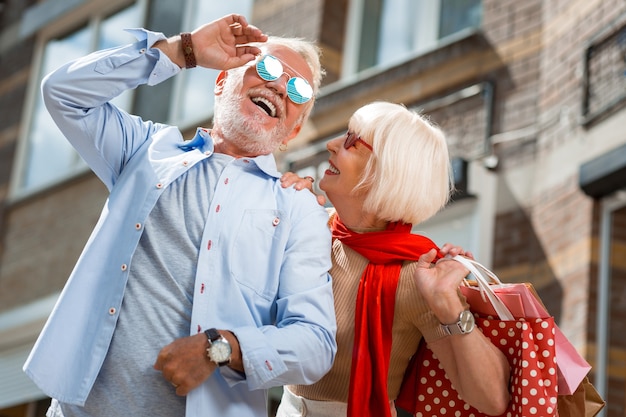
265, 73, 290, 96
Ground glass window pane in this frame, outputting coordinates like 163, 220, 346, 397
98, 4, 141, 50
174, 0, 252, 126
377, 0, 418, 65
99, 4, 142, 109
355, 0, 482, 73
21, 4, 143, 192
24, 27, 91, 189
357, 0, 382, 71
439, 0, 482, 38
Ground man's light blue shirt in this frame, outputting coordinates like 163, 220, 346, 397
23, 29, 336, 417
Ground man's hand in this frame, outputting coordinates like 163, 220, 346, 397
153, 333, 215, 396
155, 14, 268, 70
192, 14, 267, 70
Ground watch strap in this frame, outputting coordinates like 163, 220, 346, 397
180, 32, 197, 69
440, 310, 474, 336
205, 328, 220, 342
441, 321, 464, 336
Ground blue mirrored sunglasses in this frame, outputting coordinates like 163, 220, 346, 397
255, 55, 313, 104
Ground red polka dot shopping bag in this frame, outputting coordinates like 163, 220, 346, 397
397, 256, 558, 417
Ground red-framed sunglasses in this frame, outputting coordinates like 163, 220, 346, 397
343, 131, 373, 151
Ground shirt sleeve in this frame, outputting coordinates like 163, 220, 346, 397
40, 28, 180, 190
228, 194, 337, 390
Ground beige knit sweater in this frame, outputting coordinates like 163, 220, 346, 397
289, 238, 449, 402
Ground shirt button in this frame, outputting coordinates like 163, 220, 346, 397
182, 160, 189, 166
139, 48, 146, 54
204, 151, 210, 155
272, 217, 280, 226
135, 223, 142, 230
224, 178, 229, 185
109, 307, 116, 315
215, 205, 221, 213
121, 264, 128, 271
156, 183, 163, 189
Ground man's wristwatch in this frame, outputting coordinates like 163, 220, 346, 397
440, 310, 475, 336
204, 328, 232, 366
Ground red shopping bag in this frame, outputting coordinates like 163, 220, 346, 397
397, 315, 558, 417
397, 256, 560, 416
458, 258, 592, 395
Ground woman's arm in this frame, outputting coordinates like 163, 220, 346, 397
414, 250, 510, 415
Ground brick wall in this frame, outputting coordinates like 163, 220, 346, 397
0, 0, 38, 313
0, 176, 108, 311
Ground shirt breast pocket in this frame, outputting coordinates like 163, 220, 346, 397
231, 209, 289, 301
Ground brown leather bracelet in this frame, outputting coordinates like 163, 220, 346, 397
180, 32, 196, 69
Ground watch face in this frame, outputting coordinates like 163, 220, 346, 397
459, 310, 475, 333
210, 339, 232, 362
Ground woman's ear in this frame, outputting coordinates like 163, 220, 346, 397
214, 71, 227, 95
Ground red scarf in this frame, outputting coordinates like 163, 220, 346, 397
331, 215, 441, 417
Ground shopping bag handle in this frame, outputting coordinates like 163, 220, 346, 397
452, 255, 515, 321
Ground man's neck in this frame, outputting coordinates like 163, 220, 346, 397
210, 130, 253, 158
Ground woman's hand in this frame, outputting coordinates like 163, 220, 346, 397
438, 243, 473, 260
280, 172, 326, 206
413, 248, 469, 324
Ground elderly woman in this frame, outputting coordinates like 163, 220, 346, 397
278, 101, 510, 417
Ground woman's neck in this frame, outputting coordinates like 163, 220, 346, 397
332, 200, 387, 232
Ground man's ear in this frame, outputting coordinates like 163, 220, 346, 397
283, 123, 302, 145
214, 71, 227, 95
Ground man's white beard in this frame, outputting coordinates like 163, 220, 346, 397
213, 76, 293, 156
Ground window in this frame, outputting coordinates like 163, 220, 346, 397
14, 3, 143, 196
582, 22, 626, 126
170, 0, 252, 128
344, 0, 481, 76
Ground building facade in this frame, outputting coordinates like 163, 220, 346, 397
0, 0, 625, 416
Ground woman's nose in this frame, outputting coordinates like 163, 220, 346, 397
327, 136, 343, 152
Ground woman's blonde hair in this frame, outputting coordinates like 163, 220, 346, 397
352, 101, 454, 225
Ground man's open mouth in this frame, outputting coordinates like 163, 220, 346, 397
251, 97, 277, 117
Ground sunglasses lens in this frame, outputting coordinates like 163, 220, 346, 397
256, 55, 282, 81
344, 132, 356, 148
287, 77, 312, 104
256, 55, 313, 104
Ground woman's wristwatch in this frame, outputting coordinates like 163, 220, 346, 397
440, 310, 475, 335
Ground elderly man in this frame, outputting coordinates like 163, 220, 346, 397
24, 14, 336, 417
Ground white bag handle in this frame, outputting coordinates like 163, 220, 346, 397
452, 255, 515, 321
